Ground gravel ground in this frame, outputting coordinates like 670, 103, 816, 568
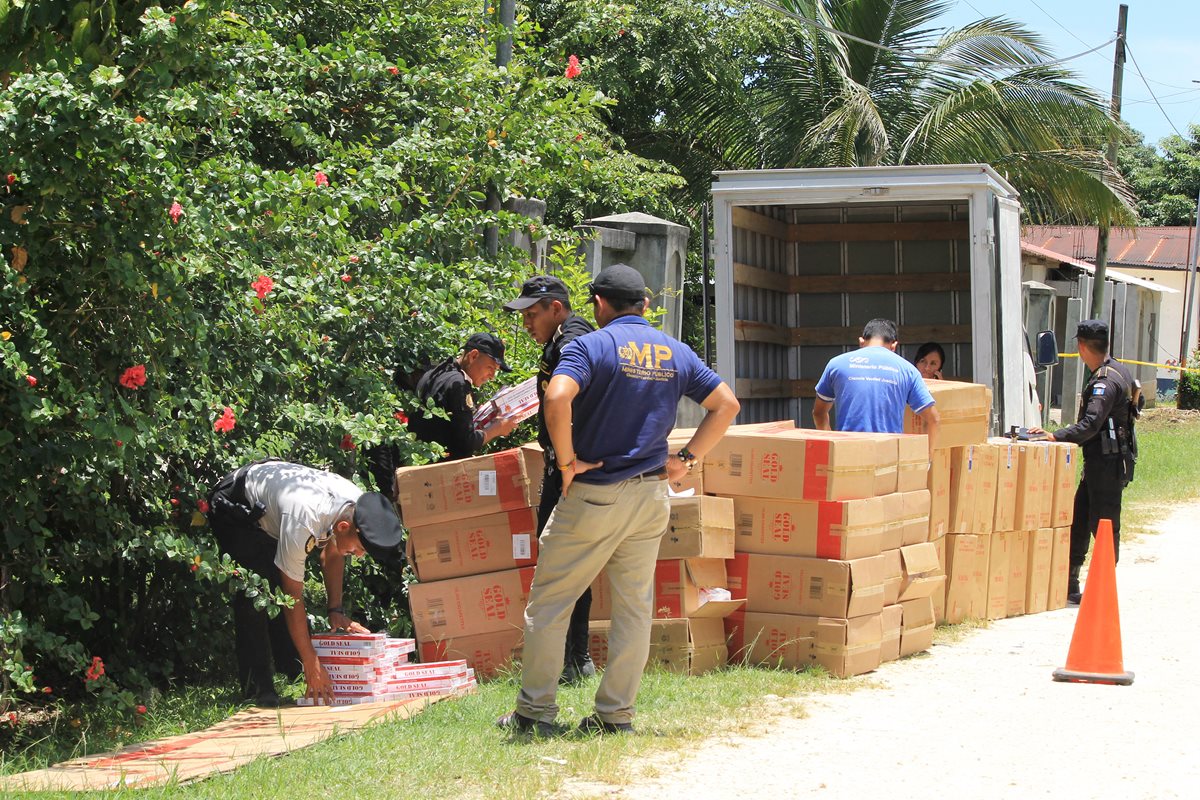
575, 503, 1200, 800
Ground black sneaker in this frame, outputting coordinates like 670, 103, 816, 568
576, 714, 634, 735
560, 655, 597, 685
1067, 592, 1082, 606
496, 710, 565, 737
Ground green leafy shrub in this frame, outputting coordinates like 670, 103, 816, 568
1178, 348, 1200, 410
0, 0, 681, 712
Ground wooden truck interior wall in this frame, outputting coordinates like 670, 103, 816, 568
732, 200, 974, 426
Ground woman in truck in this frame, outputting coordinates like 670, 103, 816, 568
913, 342, 946, 380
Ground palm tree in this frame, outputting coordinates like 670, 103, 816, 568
688, 0, 1135, 224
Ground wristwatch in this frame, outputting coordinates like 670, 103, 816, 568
676, 447, 697, 471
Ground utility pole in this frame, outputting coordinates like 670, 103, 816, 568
1180, 188, 1200, 366
484, 0, 516, 258
1091, 3, 1128, 321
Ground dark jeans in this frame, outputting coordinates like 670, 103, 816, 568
1069, 456, 1125, 574
209, 508, 302, 697
538, 464, 592, 659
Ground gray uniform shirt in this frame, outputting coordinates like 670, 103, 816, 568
240, 462, 361, 582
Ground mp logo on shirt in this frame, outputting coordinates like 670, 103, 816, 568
617, 340, 676, 381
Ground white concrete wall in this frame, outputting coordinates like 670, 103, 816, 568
1113, 267, 1196, 374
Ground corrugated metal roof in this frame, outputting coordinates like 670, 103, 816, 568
1020, 241, 1177, 294
1023, 225, 1197, 269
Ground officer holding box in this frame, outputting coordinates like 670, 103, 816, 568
207, 461, 404, 706
504, 275, 596, 683
1031, 320, 1138, 605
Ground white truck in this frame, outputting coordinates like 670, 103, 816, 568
709, 164, 1043, 434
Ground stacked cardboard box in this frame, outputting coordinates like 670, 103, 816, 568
299, 633, 477, 705
400, 448, 535, 678
706, 425, 940, 678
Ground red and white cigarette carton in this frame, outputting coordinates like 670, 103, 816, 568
301, 635, 475, 706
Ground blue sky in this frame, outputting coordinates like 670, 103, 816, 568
937, 0, 1200, 147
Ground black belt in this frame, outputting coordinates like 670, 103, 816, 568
632, 467, 668, 482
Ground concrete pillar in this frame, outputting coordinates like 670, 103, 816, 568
575, 212, 690, 340
504, 197, 547, 268
1061, 297, 1084, 425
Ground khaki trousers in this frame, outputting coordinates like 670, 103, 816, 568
516, 475, 669, 724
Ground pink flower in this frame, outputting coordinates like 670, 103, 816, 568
387, 66, 399, 76
314, 170, 329, 187
340, 434, 355, 451
565, 55, 582, 80
198, 499, 210, 514
25, 375, 37, 387
119, 364, 147, 389
214, 406, 236, 433
341, 274, 352, 283
251, 274, 274, 300
168, 201, 183, 224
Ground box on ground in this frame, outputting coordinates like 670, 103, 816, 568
1007, 530, 1030, 617
406, 507, 538, 582
417, 628, 524, 679
519, 443, 545, 510
728, 494, 884, 560
654, 558, 744, 619
905, 380, 992, 449
727, 552, 886, 619
588, 617, 728, 675
725, 610, 882, 678
985, 531, 1011, 621
901, 489, 932, 545
880, 604, 903, 663
396, 448, 530, 527
898, 543, 944, 603
944, 533, 988, 623
928, 447, 951, 539
1048, 526, 1071, 610
899, 595, 936, 657
1050, 443, 1080, 528
881, 549, 902, 606
409, 566, 534, 641
659, 496, 735, 560
1026, 528, 1054, 614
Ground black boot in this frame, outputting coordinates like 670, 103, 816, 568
1067, 565, 1082, 606
560, 591, 595, 685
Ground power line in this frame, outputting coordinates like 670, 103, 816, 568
1123, 40, 1189, 140
1025, 0, 1091, 49
754, 0, 1116, 73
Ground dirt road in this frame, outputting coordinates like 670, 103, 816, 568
586, 504, 1200, 800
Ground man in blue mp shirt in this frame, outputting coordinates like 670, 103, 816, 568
812, 318, 940, 449
497, 264, 740, 737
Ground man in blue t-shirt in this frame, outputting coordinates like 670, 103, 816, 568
497, 264, 740, 737
813, 318, 940, 449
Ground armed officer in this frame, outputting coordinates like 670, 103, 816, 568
1032, 320, 1139, 605
504, 275, 596, 683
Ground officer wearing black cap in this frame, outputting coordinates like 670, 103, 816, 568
207, 460, 404, 706
1031, 320, 1140, 604
405, 332, 519, 463
504, 275, 596, 682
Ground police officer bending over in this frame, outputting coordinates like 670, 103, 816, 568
1031, 320, 1139, 605
503, 275, 596, 683
208, 461, 403, 706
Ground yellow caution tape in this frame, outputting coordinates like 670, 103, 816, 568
1057, 352, 1200, 373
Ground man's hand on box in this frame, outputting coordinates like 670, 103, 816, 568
304, 657, 335, 705
329, 611, 368, 634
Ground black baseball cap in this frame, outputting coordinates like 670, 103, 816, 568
353, 492, 405, 566
588, 263, 647, 302
503, 275, 570, 311
463, 332, 512, 372
1075, 319, 1109, 344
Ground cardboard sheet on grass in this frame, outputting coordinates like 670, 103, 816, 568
0, 696, 442, 792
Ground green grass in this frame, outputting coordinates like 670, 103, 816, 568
1120, 409, 1200, 538
1, 666, 845, 799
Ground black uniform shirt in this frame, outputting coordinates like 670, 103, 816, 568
407, 357, 483, 461
1053, 356, 1132, 458
536, 315, 595, 456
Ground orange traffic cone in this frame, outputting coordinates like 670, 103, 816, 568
1052, 518, 1134, 685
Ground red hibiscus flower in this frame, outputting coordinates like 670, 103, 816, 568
251, 274, 274, 300
348, 255, 360, 263
42, 686, 52, 694
25, 375, 37, 387
136, 704, 147, 714
198, 499, 210, 514
119, 364, 147, 389
394, 411, 409, 424
214, 406, 236, 433
387, 66, 399, 75
314, 170, 329, 187
5, 174, 15, 185
85, 656, 105, 682
169, 201, 183, 224
340, 434, 356, 451
341, 274, 352, 283
565, 55, 582, 80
